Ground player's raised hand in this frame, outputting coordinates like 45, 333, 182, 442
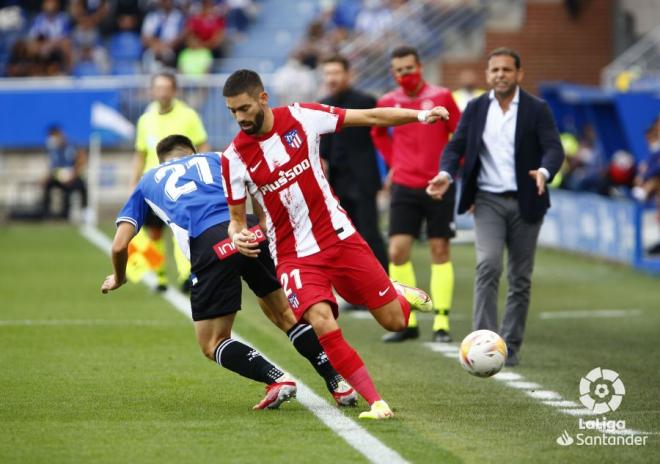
232, 229, 261, 258
426, 173, 451, 200
101, 274, 125, 294
421, 106, 450, 124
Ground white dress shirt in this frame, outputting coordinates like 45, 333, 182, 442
477, 87, 520, 192
438, 86, 548, 187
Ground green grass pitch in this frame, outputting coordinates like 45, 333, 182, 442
0, 224, 658, 463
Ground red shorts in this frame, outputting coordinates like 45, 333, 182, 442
276, 233, 397, 321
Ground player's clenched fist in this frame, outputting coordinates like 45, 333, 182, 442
232, 229, 261, 257
418, 106, 450, 124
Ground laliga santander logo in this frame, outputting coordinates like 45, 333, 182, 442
579, 367, 625, 414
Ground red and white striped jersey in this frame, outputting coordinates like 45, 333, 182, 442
221, 103, 356, 264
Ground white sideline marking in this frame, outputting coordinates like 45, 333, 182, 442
542, 400, 579, 408
422, 342, 651, 436
526, 390, 562, 401
506, 381, 541, 390
539, 309, 643, 320
81, 226, 408, 464
492, 372, 522, 381
560, 408, 600, 417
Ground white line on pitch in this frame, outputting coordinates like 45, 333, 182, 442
539, 309, 643, 320
422, 342, 651, 436
80, 226, 408, 464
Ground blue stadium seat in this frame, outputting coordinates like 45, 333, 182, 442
111, 59, 141, 75
108, 31, 142, 61
73, 61, 104, 77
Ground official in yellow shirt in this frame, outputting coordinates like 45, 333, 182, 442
132, 71, 210, 292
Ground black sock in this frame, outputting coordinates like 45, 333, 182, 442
287, 323, 342, 391
214, 338, 284, 385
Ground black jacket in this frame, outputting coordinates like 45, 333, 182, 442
440, 88, 564, 223
320, 89, 382, 196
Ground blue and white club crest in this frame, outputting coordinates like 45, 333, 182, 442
283, 129, 302, 149
287, 291, 300, 310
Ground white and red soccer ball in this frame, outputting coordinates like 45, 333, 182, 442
458, 330, 508, 378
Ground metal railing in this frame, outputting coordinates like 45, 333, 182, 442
339, 0, 488, 94
0, 73, 277, 151
602, 25, 660, 90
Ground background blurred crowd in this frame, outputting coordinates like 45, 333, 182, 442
0, 0, 257, 77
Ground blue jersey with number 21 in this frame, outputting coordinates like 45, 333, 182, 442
117, 152, 230, 259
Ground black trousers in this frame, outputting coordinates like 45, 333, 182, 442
337, 191, 388, 271
43, 176, 87, 218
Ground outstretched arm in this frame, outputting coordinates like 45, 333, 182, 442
344, 106, 449, 128
101, 222, 135, 293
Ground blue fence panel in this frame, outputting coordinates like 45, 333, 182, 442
0, 88, 122, 147
540, 190, 637, 264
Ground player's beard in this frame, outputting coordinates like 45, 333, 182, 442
240, 108, 265, 135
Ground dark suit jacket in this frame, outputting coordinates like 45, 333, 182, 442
320, 88, 382, 197
440, 88, 564, 223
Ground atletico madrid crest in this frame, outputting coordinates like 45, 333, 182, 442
283, 129, 302, 149
287, 291, 300, 309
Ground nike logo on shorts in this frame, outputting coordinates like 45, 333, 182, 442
378, 287, 390, 297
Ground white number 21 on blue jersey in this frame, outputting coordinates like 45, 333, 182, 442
154, 157, 214, 201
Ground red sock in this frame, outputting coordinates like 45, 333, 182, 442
345, 366, 381, 405
318, 329, 381, 404
396, 293, 411, 326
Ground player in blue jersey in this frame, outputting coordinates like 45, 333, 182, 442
101, 134, 357, 410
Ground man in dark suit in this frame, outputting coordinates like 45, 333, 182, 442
319, 54, 388, 272
426, 48, 564, 366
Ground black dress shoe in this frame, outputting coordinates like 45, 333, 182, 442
433, 329, 452, 343
382, 326, 420, 343
505, 350, 520, 367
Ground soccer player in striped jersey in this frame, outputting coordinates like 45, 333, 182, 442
221, 70, 450, 419
101, 134, 357, 410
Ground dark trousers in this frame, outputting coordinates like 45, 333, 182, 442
43, 176, 87, 218
472, 191, 543, 353
337, 191, 388, 271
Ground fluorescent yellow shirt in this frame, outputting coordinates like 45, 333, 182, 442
135, 99, 208, 173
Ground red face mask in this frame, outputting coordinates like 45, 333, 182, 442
397, 71, 423, 94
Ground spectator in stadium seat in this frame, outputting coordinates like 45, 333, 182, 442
28, 0, 73, 74
354, 0, 393, 40
186, 0, 226, 58
294, 20, 329, 70
69, 0, 110, 73
42, 125, 87, 220
633, 118, 660, 255
6, 39, 42, 77
108, 14, 143, 74
271, 50, 318, 105
427, 48, 564, 366
225, 0, 254, 37
177, 35, 213, 76
141, 0, 185, 71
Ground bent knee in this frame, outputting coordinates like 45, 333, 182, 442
200, 336, 230, 361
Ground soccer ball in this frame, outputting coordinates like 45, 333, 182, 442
458, 330, 508, 377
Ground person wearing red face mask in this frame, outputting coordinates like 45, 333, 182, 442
372, 46, 461, 344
